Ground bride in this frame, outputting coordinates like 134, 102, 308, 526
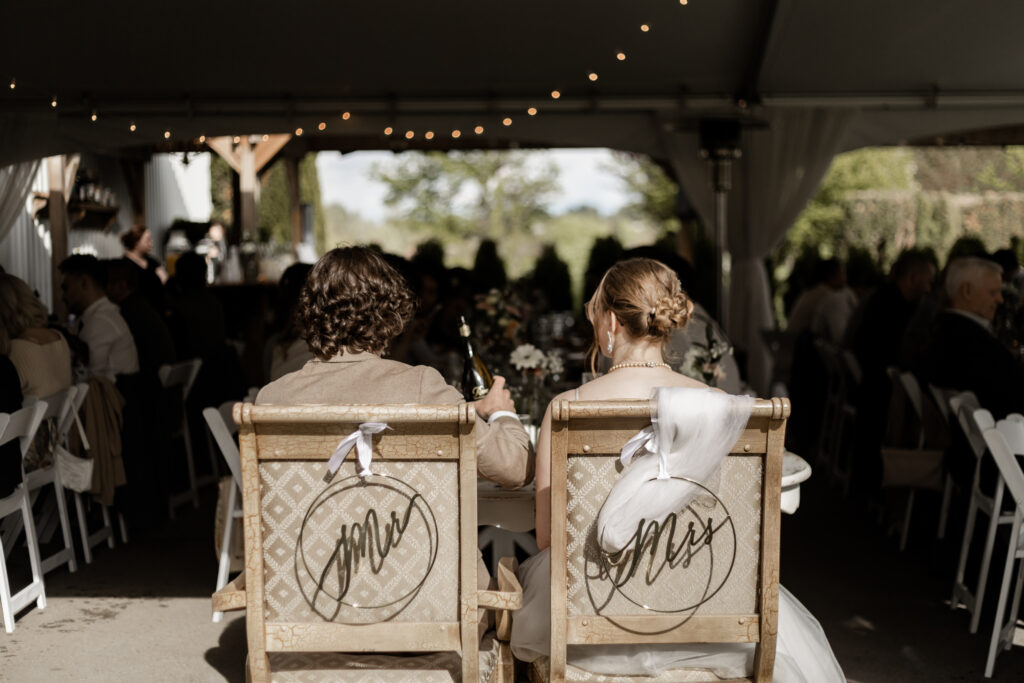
511, 257, 845, 682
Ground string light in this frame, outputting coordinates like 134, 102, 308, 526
163, 130, 171, 139
588, 72, 599, 82
295, 127, 303, 136
640, 23, 650, 32
318, 121, 327, 131
451, 129, 461, 138
262, 133, 269, 141
232, 135, 241, 144
405, 130, 415, 139
383, 126, 393, 135
616, 52, 626, 61
551, 90, 561, 99
527, 107, 537, 116
129, 122, 136, 132
198, 135, 206, 143
502, 117, 512, 126
50, 96, 58, 108
679, 0, 687, 4
8, 78, 14, 90
341, 111, 351, 120
474, 125, 484, 135
90, 110, 98, 122
424, 131, 434, 140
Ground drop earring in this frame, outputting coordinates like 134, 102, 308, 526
606, 330, 614, 355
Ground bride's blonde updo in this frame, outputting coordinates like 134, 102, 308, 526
586, 257, 694, 367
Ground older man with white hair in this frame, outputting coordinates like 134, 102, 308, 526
924, 256, 1024, 419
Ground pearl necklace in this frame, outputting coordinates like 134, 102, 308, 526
608, 360, 671, 373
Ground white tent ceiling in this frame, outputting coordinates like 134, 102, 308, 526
1, 0, 1024, 165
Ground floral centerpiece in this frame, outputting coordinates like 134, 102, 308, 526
681, 324, 732, 388
509, 343, 564, 423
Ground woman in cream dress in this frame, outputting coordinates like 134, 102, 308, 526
511, 258, 844, 682
0, 274, 72, 398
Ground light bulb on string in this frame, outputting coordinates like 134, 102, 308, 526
616, 52, 626, 61
295, 127, 303, 136
233, 135, 241, 144
318, 121, 326, 131
588, 72, 599, 82
50, 96, 58, 108
451, 130, 461, 139
474, 125, 484, 135
199, 135, 207, 143
502, 117, 512, 127
640, 23, 651, 32
8, 78, 14, 90
679, 0, 687, 4
551, 90, 561, 99
384, 126, 394, 135
90, 110, 98, 122
405, 130, 415, 139
262, 134, 269, 141
341, 111, 351, 120
527, 107, 537, 116
424, 131, 434, 140
129, 122, 137, 132
163, 130, 171, 139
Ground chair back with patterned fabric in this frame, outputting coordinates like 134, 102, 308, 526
546, 397, 789, 683
236, 402, 481, 682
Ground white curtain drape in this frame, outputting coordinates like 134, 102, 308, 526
0, 160, 41, 244
668, 108, 854, 395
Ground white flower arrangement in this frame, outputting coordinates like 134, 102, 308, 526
510, 343, 546, 371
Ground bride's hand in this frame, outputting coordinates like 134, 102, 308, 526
472, 375, 515, 420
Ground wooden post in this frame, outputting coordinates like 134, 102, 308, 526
549, 399, 569, 683
284, 157, 302, 256
206, 135, 292, 240
119, 158, 147, 225
47, 156, 69, 320
237, 138, 258, 238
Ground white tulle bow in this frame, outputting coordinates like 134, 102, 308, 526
322, 422, 390, 483
619, 421, 669, 479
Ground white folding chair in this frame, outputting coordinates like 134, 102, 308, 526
160, 359, 204, 518
203, 402, 242, 623
0, 402, 48, 633
21, 388, 78, 575
949, 394, 1008, 633
979, 419, 1024, 677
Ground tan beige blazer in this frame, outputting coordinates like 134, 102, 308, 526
256, 351, 535, 489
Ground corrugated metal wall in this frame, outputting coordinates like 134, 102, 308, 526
0, 165, 53, 310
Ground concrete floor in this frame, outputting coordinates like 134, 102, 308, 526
2, 479, 1023, 682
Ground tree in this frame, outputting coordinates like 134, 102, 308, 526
369, 150, 559, 241
604, 151, 681, 232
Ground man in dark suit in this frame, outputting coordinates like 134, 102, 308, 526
925, 257, 1024, 419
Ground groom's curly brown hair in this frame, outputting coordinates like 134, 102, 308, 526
299, 246, 416, 358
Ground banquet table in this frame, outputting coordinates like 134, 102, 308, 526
478, 451, 813, 532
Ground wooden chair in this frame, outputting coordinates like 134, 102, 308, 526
159, 359, 204, 517
218, 402, 522, 682
540, 397, 789, 682
203, 402, 243, 623
0, 402, 48, 633
979, 418, 1024, 677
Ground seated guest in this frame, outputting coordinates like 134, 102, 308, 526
0, 335, 25, 499
924, 257, 1024, 419
59, 254, 139, 381
0, 273, 72, 397
257, 246, 534, 490
263, 262, 314, 382
105, 259, 176, 375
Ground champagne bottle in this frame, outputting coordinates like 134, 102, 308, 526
459, 316, 493, 401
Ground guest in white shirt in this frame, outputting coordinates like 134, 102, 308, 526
59, 254, 139, 381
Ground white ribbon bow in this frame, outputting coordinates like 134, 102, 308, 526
619, 419, 670, 480
322, 422, 390, 483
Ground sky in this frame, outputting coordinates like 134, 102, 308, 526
315, 148, 631, 222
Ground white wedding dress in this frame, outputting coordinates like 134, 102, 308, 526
511, 388, 845, 682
